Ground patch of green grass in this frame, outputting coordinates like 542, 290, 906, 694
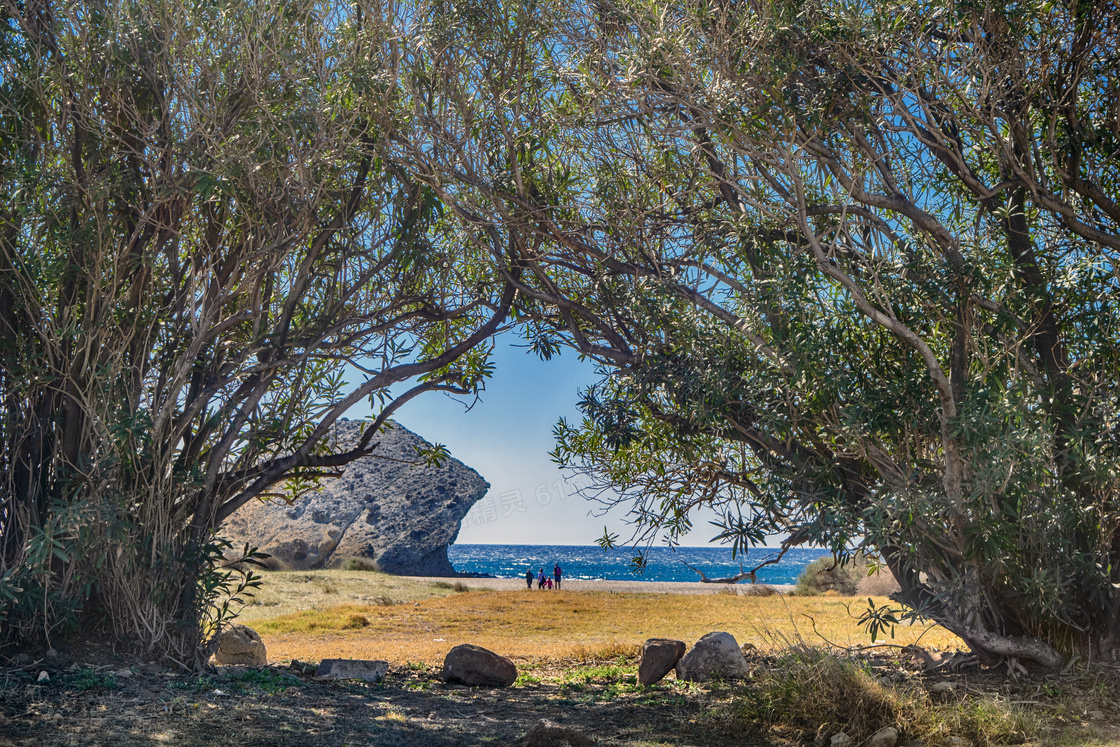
168, 675, 218, 693
221, 668, 303, 694
515, 672, 542, 686
562, 663, 635, 685
170, 669, 301, 695
65, 669, 117, 692
589, 680, 645, 702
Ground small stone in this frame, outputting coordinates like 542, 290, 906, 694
947, 738, 967, 746
66, 663, 81, 672
830, 731, 852, 747
521, 718, 596, 746
113, 669, 134, 679
13, 653, 33, 667
930, 681, 955, 694
44, 649, 58, 660
637, 638, 686, 686
36, 671, 49, 682
814, 724, 840, 747
314, 659, 389, 683
1090, 710, 1105, 719
867, 726, 899, 747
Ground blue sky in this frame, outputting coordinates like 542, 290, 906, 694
352, 332, 724, 546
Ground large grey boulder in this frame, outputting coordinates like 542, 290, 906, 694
675, 631, 750, 682
220, 420, 488, 574
441, 644, 517, 687
638, 638, 686, 685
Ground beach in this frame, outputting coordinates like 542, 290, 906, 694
411, 575, 793, 594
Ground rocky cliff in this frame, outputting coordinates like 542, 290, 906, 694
220, 420, 488, 574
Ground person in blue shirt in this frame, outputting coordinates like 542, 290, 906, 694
553, 564, 563, 590
537, 568, 546, 589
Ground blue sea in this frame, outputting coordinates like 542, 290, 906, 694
447, 544, 830, 585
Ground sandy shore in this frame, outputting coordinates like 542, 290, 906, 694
411, 575, 793, 595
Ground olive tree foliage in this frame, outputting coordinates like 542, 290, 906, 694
390, 0, 1120, 666
0, 0, 513, 662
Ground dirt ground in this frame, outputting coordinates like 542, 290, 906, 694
0, 655, 751, 747
4, 646, 1120, 747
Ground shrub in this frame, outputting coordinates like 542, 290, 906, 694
342, 613, 370, 629
733, 647, 1034, 745
340, 557, 379, 572
792, 556, 866, 596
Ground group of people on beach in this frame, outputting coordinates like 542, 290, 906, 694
526, 564, 562, 590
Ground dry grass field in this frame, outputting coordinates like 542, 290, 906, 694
237, 570, 964, 665
7, 571, 1120, 746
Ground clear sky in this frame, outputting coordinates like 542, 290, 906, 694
351, 332, 725, 547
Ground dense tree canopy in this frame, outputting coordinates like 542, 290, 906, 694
4, 0, 1120, 669
0, 0, 513, 661
391, 0, 1120, 666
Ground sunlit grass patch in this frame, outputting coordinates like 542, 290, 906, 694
255, 604, 379, 633
243, 571, 963, 667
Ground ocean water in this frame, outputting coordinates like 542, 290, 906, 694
447, 544, 830, 585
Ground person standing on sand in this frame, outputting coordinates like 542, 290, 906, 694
525, 567, 534, 589
553, 564, 562, 590
537, 568, 546, 589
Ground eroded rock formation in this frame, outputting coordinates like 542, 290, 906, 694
220, 420, 487, 574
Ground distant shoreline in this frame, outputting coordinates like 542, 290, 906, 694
410, 575, 794, 595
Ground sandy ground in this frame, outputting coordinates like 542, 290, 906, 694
416, 576, 794, 594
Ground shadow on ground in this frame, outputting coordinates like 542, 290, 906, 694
0, 663, 765, 747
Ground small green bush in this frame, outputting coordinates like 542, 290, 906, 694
342, 613, 370, 629
792, 555, 865, 596
340, 557, 379, 572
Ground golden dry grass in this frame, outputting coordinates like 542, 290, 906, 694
236, 571, 963, 666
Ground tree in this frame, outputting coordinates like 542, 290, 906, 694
392, 0, 1120, 667
0, 0, 513, 662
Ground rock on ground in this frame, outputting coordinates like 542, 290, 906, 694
220, 420, 488, 574
521, 718, 596, 746
441, 644, 517, 687
674, 632, 749, 682
638, 638, 686, 686
867, 726, 899, 747
213, 625, 267, 667
314, 659, 389, 682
